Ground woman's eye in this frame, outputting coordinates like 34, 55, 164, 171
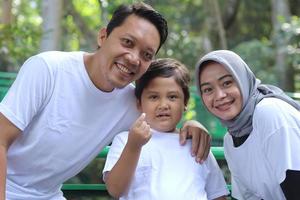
223, 80, 233, 87
201, 87, 212, 94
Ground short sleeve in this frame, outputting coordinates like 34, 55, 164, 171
0, 55, 53, 130
102, 132, 128, 181
231, 175, 246, 199
205, 152, 229, 199
263, 125, 300, 183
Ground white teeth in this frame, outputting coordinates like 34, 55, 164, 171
117, 63, 130, 74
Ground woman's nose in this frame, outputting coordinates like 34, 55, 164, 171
215, 88, 226, 100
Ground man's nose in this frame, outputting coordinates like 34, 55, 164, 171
125, 50, 140, 66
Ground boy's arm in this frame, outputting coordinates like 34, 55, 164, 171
180, 120, 211, 163
0, 113, 21, 200
105, 113, 151, 198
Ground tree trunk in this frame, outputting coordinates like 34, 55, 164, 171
271, 0, 293, 91
223, 0, 240, 30
1, 0, 12, 24
211, 0, 227, 49
40, 0, 63, 52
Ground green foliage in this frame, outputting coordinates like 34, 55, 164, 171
73, 0, 101, 28
279, 16, 300, 67
0, 0, 42, 71
233, 39, 276, 85
0, 23, 41, 71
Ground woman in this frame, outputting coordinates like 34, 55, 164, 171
195, 50, 300, 200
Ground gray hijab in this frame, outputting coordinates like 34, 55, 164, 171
195, 50, 300, 137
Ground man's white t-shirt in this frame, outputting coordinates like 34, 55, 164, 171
224, 98, 300, 200
0, 51, 139, 200
103, 129, 229, 200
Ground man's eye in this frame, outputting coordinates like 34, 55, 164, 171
143, 52, 154, 61
122, 38, 133, 47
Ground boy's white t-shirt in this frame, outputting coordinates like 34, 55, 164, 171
224, 98, 300, 200
0, 51, 139, 200
103, 129, 229, 200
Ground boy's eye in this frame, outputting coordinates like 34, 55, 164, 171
168, 95, 178, 101
148, 95, 158, 100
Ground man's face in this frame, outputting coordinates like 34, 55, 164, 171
96, 14, 161, 91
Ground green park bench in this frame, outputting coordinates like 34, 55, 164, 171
0, 71, 17, 100
1, 71, 299, 198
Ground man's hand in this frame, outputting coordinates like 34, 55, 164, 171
180, 120, 211, 163
127, 113, 151, 151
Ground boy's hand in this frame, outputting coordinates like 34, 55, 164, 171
127, 113, 151, 151
180, 120, 211, 164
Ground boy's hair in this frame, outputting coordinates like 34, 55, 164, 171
106, 2, 168, 52
135, 58, 190, 106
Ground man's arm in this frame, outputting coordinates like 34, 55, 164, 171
180, 120, 211, 163
105, 113, 151, 198
0, 113, 21, 200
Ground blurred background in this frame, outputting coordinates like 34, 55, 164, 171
0, 0, 299, 199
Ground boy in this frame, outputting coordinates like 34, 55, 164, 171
103, 58, 229, 199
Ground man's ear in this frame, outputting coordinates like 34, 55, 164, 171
97, 28, 107, 47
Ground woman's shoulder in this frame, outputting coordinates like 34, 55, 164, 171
253, 97, 300, 133
254, 97, 297, 119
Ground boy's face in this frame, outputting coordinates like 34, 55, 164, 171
94, 14, 160, 91
137, 77, 186, 132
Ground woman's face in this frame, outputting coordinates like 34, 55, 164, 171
199, 62, 243, 120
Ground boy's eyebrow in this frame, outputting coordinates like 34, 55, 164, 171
200, 74, 232, 88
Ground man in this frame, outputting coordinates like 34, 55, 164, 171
0, 3, 210, 200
